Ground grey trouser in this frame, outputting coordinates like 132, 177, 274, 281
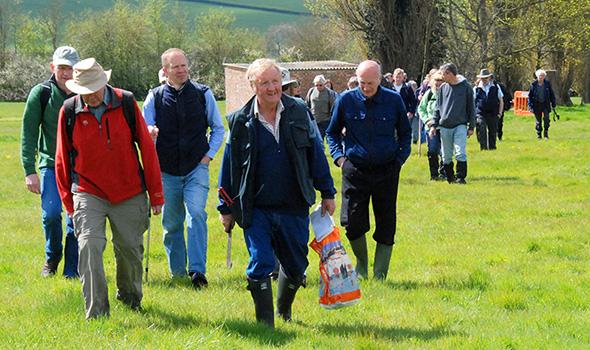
73, 192, 148, 319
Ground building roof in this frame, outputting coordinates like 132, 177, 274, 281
224, 60, 357, 71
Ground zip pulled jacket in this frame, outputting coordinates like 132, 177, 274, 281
217, 94, 336, 229
528, 79, 556, 112
55, 86, 164, 214
326, 86, 412, 169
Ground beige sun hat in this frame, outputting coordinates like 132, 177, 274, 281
65, 58, 112, 94
280, 67, 297, 86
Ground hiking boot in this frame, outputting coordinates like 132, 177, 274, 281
190, 272, 208, 289
41, 260, 59, 277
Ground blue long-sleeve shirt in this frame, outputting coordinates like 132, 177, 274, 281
326, 86, 412, 168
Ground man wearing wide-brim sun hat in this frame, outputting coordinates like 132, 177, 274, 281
55, 57, 165, 320
474, 68, 504, 150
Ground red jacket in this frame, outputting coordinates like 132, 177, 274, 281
55, 87, 164, 214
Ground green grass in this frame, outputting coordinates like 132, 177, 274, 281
20, 0, 310, 32
0, 99, 589, 349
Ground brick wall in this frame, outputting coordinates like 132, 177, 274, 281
224, 64, 358, 113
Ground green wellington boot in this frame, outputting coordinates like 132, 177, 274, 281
373, 243, 393, 280
349, 236, 368, 279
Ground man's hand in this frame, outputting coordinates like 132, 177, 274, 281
429, 127, 437, 138
151, 205, 163, 215
200, 155, 211, 165
467, 129, 474, 138
220, 214, 235, 233
336, 157, 345, 167
321, 198, 336, 217
25, 174, 40, 194
407, 112, 414, 119
147, 125, 159, 142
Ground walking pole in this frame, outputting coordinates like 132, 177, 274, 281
145, 208, 151, 283
418, 118, 423, 157
226, 228, 233, 269
218, 187, 235, 269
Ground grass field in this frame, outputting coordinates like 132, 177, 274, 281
20, 0, 310, 32
0, 99, 589, 349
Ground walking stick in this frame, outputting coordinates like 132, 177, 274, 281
145, 209, 151, 283
218, 187, 235, 269
418, 117, 423, 157
226, 228, 233, 269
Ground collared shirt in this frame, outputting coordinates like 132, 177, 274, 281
87, 87, 111, 123
476, 80, 503, 100
254, 97, 284, 143
393, 84, 403, 92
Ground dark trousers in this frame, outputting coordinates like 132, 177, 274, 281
533, 103, 550, 136
476, 114, 498, 150
316, 120, 330, 141
243, 208, 309, 281
497, 112, 504, 140
340, 159, 401, 245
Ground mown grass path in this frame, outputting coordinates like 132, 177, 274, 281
0, 100, 588, 349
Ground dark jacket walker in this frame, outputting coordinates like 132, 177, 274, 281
475, 83, 501, 150
217, 94, 336, 328
528, 79, 556, 138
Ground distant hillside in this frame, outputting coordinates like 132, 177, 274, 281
21, 0, 311, 32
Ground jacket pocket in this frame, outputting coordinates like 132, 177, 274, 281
291, 122, 311, 148
375, 114, 395, 136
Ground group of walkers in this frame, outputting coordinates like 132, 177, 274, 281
20, 45, 556, 326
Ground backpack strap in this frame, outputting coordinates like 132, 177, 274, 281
120, 89, 137, 141
62, 96, 79, 183
116, 88, 145, 189
39, 80, 52, 118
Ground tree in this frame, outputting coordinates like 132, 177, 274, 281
306, 0, 444, 78
66, 1, 157, 97
189, 10, 264, 98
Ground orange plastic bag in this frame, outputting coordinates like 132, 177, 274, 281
310, 226, 361, 309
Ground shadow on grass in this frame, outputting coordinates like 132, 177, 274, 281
142, 306, 205, 329
317, 322, 456, 342
469, 175, 523, 184
385, 271, 491, 291
215, 318, 297, 347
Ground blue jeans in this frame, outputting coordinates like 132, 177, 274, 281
244, 208, 309, 280
161, 163, 209, 277
439, 125, 468, 164
40, 167, 78, 277
427, 130, 442, 154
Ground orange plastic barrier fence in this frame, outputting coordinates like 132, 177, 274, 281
514, 90, 533, 116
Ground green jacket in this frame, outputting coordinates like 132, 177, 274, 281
418, 88, 437, 128
20, 76, 71, 175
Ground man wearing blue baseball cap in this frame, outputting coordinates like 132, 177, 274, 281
21, 46, 81, 278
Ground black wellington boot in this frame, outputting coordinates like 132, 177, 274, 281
443, 162, 455, 184
456, 161, 467, 184
247, 278, 274, 328
276, 269, 301, 321
427, 153, 441, 181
